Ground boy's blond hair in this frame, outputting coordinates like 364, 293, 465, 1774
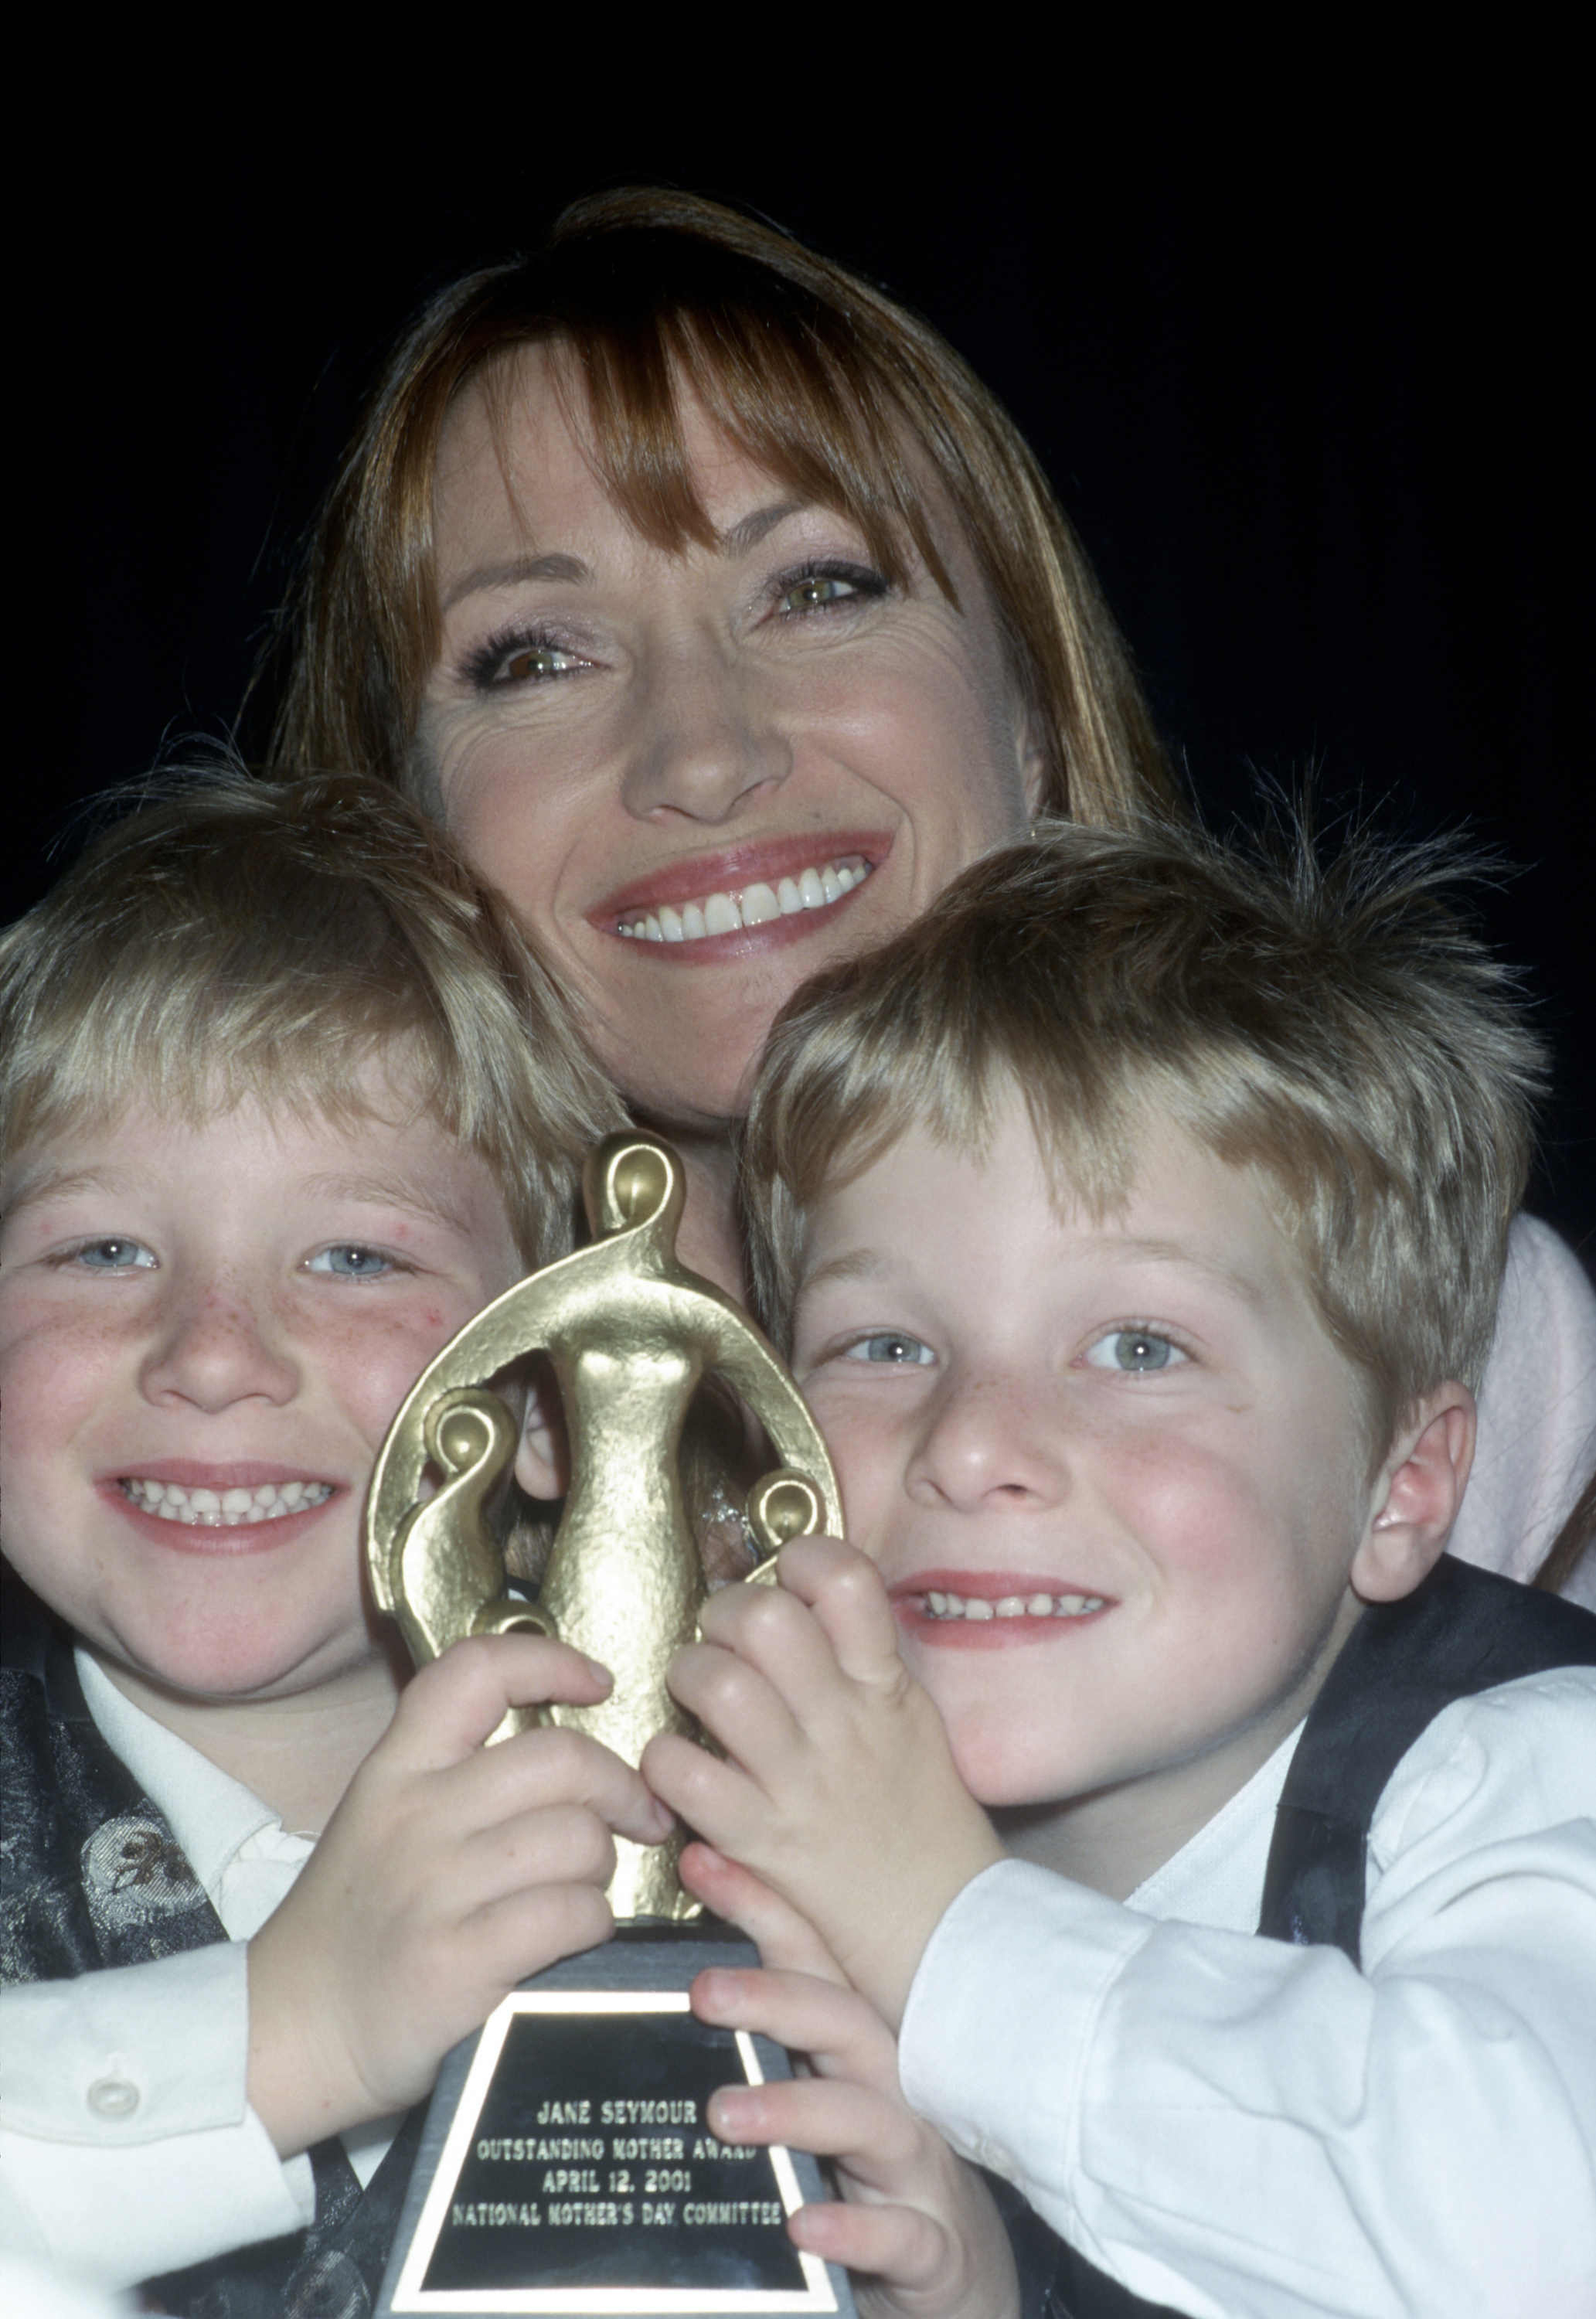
0, 768, 625, 1272
741, 816, 1545, 1452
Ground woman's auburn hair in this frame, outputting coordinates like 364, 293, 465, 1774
260, 187, 1175, 826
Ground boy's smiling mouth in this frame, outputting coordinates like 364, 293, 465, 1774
889, 1569, 1114, 1644
118, 1476, 335, 1527
922, 1587, 1108, 1621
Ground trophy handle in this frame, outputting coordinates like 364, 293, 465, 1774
744, 1466, 831, 1589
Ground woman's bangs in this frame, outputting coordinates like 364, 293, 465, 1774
542, 298, 951, 598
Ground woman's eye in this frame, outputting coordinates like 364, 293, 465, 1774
465, 632, 585, 689
1084, 1329, 1187, 1374
66, 1238, 157, 1272
307, 1245, 395, 1280
843, 1331, 935, 1367
775, 563, 886, 618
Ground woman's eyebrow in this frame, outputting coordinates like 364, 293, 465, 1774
441, 550, 592, 611
719, 502, 804, 557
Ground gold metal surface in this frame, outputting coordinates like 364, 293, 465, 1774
366, 1132, 842, 1921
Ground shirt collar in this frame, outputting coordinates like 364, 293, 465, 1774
75, 1647, 281, 1906
1126, 1718, 1305, 1932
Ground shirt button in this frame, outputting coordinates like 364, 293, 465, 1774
87, 2076, 140, 2119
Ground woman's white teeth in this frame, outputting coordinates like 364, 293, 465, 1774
618, 856, 871, 941
923, 1589, 1105, 1620
122, 1478, 333, 1527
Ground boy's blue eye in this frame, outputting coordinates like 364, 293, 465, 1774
71, 1238, 157, 1272
1085, 1329, 1186, 1374
308, 1245, 393, 1279
844, 1331, 935, 1367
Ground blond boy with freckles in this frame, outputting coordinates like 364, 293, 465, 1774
0, 774, 674, 2309
1, 770, 1020, 2319
646, 819, 1596, 2319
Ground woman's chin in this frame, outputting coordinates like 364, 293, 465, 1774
601, 1034, 764, 1145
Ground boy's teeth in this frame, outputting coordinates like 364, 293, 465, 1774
618, 856, 871, 942
121, 1478, 333, 1527
922, 1589, 1106, 1621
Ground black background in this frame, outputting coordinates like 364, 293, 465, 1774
14, 35, 1592, 1257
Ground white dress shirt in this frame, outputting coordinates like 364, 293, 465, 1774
900, 1667, 1596, 2319
0, 1656, 395, 2291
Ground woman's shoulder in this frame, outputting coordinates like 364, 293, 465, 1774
1448, 1214, 1596, 1596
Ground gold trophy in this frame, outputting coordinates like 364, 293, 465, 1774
368, 1133, 851, 2319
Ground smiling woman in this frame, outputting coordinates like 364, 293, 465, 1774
259, 187, 1596, 1610
262, 189, 1172, 1272
420, 348, 1040, 1135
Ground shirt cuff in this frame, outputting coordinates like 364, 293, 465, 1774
898, 1855, 1151, 2227
0, 1944, 315, 2289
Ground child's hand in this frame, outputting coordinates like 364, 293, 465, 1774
247, 1633, 673, 2157
682, 1844, 1018, 2319
643, 1537, 1004, 2027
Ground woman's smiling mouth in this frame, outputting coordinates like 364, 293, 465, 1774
616, 853, 873, 943
594, 833, 888, 955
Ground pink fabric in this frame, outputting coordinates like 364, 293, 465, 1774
1448, 1214, 1596, 1609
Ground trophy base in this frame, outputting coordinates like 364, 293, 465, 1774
376, 1926, 857, 2318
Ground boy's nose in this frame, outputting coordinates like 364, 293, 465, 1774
906, 1367, 1067, 1512
138, 1282, 300, 1411
620, 639, 792, 823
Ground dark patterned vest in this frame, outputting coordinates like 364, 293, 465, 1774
0, 1580, 421, 2317
1039, 1559, 1596, 2319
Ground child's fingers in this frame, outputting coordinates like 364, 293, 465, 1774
706, 2072, 921, 2181
689, 1583, 869, 1731
640, 1728, 768, 1853
678, 1844, 849, 1983
462, 1876, 619, 1990
771, 1537, 904, 1688
390, 1632, 614, 1769
663, 1633, 811, 1770
458, 1721, 675, 1849
465, 1796, 620, 1895
693, 1961, 897, 2091
788, 2197, 989, 2316
788, 2190, 941, 2283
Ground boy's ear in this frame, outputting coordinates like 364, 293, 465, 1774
513, 1369, 569, 1502
1351, 1382, 1477, 1605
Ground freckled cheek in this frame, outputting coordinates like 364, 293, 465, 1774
318, 1305, 486, 1445
0, 1315, 129, 1439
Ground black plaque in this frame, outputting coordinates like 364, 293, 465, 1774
378, 1935, 853, 2317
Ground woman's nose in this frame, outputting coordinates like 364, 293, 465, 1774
138, 1280, 300, 1412
620, 636, 792, 822
906, 1368, 1067, 1513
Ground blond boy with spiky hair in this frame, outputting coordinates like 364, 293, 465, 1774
0, 771, 678, 2307
647, 819, 1596, 2319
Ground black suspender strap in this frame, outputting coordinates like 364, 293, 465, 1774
1257, 1558, 1596, 1961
